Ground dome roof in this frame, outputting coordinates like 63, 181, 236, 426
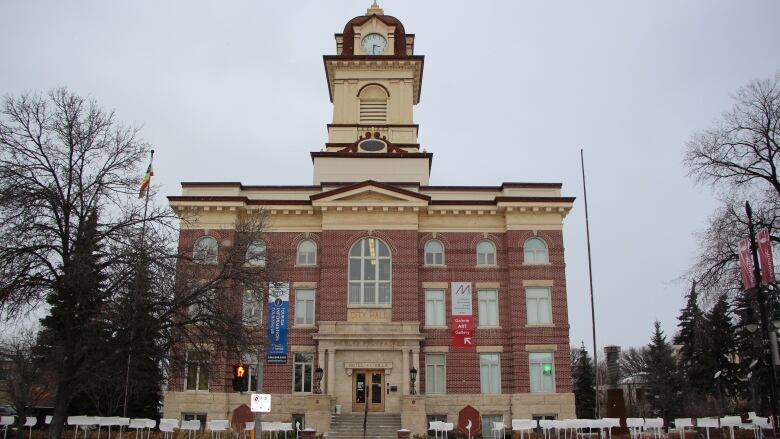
340, 14, 407, 56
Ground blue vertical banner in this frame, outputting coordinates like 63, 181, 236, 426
266, 282, 289, 363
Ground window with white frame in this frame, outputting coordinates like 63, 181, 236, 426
524, 238, 549, 264
295, 289, 315, 326
476, 240, 496, 266
293, 352, 314, 393
348, 237, 391, 305
526, 287, 552, 325
425, 289, 446, 327
243, 290, 262, 326
193, 236, 218, 264
529, 352, 555, 393
424, 240, 444, 266
241, 352, 259, 392
296, 239, 317, 266
185, 351, 209, 391
245, 240, 266, 267
425, 353, 446, 394
478, 289, 499, 327
480, 353, 501, 394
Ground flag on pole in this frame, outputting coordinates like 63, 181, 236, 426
138, 162, 154, 199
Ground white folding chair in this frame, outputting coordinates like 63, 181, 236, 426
99, 416, 121, 439
696, 418, 719, 439
626, 418, 644, 439
278, 422, 293, 439
720, 416, 742, 439
207, 420, 229, 439
128, 419, 148, 439
512, 419, 538, 439
429, 421, 442, 439
749, 417, 770, 439
1, 417, 15, 439
644, 418, 664, 439
551, 420, 567, 439
540, 420, 556, 439
23, 417, 36, 439
180, 420, 201, 439
45, 416, 52, 426
492, 420, 506, 439
115, 418, 130, 439
441, 422, 454, 439
602, 418, 621, 439
243, 422, 255, 439
674, 418, 693, 439
159, 419, 179, 439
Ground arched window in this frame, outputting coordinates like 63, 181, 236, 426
476, 240, 496, 266
297, 239, 317, 266
424, 240, 445, 266
348, 237, 391, 305
359, 84, 388, 124
245, 240, 267, 267
524, 238, 549, 264
193, 236, 218, 264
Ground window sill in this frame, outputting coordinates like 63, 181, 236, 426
294, 324, 317, 329
347, 304, 392, 309
477, 326, 502, 330
424, 325, 448, 330
530, 390, 557, 394
522, 262, 551, 266
184, 389, 210, 393
475, 265, 499, 269
525, 324, 555, 328
294, 264, 318, 268
423, 264, 447, 268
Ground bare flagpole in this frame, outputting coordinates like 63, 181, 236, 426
123, 149, 155, 417
580, 148, 600, 419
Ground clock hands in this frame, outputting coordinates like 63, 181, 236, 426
373, 44, 379, 55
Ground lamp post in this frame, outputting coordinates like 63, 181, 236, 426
409, 367, 418, 395
744, 201, 779, 433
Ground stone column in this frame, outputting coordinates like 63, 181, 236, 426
401, 349, 409, 395
327, 348, 336, 395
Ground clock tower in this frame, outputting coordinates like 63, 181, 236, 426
314, 2, 429, 184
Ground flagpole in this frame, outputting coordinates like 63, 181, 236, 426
123, 149, 154, 417
581, 148, 600, 419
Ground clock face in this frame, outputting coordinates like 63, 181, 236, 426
361, 33, 387, 55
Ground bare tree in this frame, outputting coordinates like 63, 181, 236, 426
0, 328, 48, 423
0, 89, 277, 438
684, 73, 780, 300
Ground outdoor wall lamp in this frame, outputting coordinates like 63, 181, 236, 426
314, 367, 324, 394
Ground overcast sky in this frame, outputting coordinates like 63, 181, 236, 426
2, 1, 779, 351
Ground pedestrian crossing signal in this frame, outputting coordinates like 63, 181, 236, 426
232, 362, 248, 391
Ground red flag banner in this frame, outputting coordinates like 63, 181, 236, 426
739, 238, 756, 290
757, 229, 775, 284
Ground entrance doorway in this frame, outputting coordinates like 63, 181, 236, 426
352, 370, 385, 412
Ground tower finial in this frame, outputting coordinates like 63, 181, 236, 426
366, 1, 384, 15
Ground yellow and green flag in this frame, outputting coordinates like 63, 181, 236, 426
138, 162, 154, 199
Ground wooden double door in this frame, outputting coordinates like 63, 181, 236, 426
352, 370, 385, 412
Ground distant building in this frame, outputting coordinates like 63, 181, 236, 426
163, 3, 577, 436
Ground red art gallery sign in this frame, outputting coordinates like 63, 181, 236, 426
757, 229, 776, 284
451, 282, 475, 349
739, 238, 756, 290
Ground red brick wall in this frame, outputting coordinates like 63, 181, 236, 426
171, 228, 572, 395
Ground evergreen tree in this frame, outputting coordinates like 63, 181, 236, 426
732, 291, 770, 414
673, 281, 710, 400
704, 295, 739, 407
644, 321, 682, 422
572, 342, 596, 419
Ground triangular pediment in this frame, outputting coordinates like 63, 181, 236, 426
311, 180, 430, 206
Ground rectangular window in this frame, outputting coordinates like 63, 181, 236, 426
293, 352, 314, 393
526, 287, 552, 325
425, 353, 446, 394
425, 289, 446, 327
478, 290, 498, 327
243, 290, 262, 326
185, 351, 209, 391
479, 353, 500, 394
529, 352, 555, 393
295, 289, 315, 326
482, 415, 504, 438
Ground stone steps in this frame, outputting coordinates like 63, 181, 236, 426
327, 414, 402, 439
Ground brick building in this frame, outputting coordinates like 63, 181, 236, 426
163, 3, 576, 435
